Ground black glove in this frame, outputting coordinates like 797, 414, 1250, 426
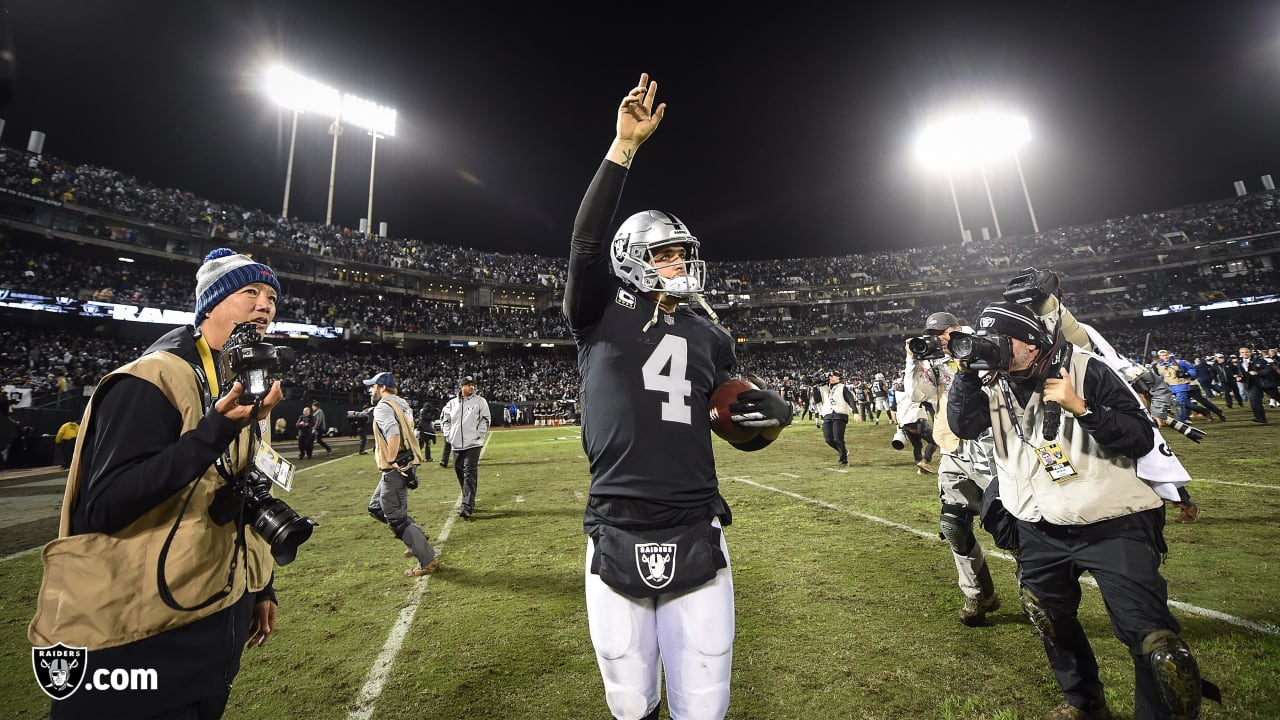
729, 388, 793, 428
403, 465, 419, 490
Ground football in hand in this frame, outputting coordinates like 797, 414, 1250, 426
709, 378, 759, 444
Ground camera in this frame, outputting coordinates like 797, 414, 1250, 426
222, 321, 295, 405
210, 467, 316, 565
948, 331, 1010, 372
908, 335, 945, 360
1003, 267, 1060, 307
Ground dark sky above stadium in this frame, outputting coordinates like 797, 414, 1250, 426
3, 1, 1280, 261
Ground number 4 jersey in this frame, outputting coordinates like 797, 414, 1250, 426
573, 275, 736, 513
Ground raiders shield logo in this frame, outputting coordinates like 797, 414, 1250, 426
635, 541, 677, 590
32, 643, 88, 700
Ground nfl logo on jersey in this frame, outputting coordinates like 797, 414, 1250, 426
635, 541, 677, 589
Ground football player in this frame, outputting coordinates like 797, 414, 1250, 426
563, 73, 791, 720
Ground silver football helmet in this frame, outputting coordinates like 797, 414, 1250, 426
611, 210, 706, 298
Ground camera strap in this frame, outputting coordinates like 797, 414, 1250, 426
156, 342, 251, 612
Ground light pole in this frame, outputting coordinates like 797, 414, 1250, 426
945, 169, 965, 242
325, 118, 343, 227
1013, 149, 1039, 233
340, 93, 396, 236
281, 108, 299, 218
915, 110, 1038, 240
263, 66, 341, 220
263, 65, 395, 230
367, 132, 382, 237
980, 165, 1002, 239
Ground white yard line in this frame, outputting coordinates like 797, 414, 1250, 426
346, 432, 491, 720
729, 475, 1280, 637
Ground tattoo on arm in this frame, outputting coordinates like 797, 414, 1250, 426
621, 148, 634, 167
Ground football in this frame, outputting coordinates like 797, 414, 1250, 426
709, 378, 759, 444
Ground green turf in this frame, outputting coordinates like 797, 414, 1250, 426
3, 418, 1277, 719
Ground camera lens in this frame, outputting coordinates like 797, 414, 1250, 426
950, 333, 974, 359
247, 495, 315, 566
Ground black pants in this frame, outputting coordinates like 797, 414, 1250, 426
454, 446, 481, 513
297, 434, 314, 459
822, 414, 848, 463
51, 591, 256, 719
357, 428, 369, 452
1016, 508, 1179, 719
316, 433, 331, 452
1246, 385, 1280, 422
440, 441, 452, 467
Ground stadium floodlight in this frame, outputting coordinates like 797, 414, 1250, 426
337, 93, 397, 237
264, 66, 341, 219
915, 111, 1039, 239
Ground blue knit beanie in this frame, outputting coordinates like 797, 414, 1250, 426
194, 248, 281, 323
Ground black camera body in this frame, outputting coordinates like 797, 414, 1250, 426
222, 321, 295, 405
908, 335, 945, 360
1003, 267, 1060, 307
209, 467, 315, 565
948, 331, 1010, 372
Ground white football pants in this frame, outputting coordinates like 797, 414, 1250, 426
584, 521, 734, 720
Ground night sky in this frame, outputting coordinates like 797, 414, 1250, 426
3, 1, 1280, 261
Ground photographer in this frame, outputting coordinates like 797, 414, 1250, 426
351, 406, 371, 454
903, 311, 1002, 626
817, 370, 854, 465
30, 248, 284, 719
365, 371, 437, 577
948, 301, 1214, 720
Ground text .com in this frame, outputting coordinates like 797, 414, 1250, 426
82, 668, 158, 692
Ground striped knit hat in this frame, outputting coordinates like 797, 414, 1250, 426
977, 301, 1046, 345
194, 248, 281, 323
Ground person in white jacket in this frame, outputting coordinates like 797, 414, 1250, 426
441, 376, 490, 518
903, 311, 1002, 627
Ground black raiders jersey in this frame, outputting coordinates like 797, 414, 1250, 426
564, 158, 736, 529
572, 276, 736, 519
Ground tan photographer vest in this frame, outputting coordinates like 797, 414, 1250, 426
29, 350, 273, 651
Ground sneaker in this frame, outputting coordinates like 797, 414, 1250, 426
917, 460, 936, 474
404, 557, 439, 577
958, 594, 1001, 626
1173, 502, 1199, 523
1041, 701, 1113, 720
458, 509, 472, 519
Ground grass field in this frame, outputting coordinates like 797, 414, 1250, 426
3, 417, 1279, 719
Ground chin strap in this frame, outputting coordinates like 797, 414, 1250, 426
641, 291, 721, 333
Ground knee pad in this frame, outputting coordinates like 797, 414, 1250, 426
1019, 587, 1055, 644
389, 516, 412, 540
939, 504, 976, 556
1143, 630, 1202, 719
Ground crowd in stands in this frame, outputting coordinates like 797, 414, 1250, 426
4, 145, 1279, 297
4, 232, 1277, 343
4, 143, 1279, 415
5, 312, 1277, 415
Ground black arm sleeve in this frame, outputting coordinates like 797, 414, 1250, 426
948, 372, 992, 439
563, 159, 628, 333
1074, 357, 1156, 457
73, 375, 242, 535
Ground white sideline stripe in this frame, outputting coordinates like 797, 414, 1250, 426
347, 432, 492, 720
1, 546, 40, 563
730, 476, 1280, 637
1192, 479, 1277, 489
